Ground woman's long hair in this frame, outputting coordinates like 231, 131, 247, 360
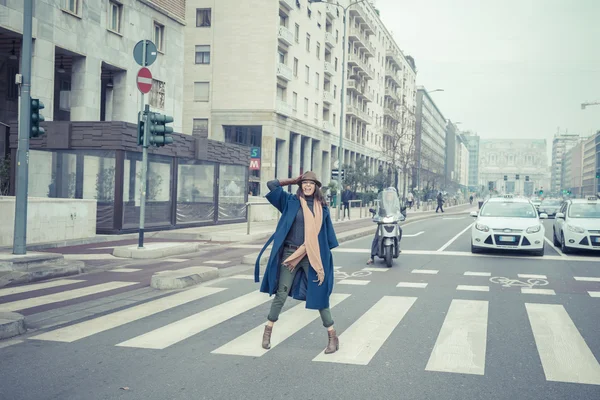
296, 185, 328, 206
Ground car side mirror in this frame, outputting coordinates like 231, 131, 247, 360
539, 213, 548, 219
556, 212, 565, 219
470, 211, 478, 217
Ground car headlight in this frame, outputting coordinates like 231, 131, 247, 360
382, 217, 394, 223
526, 225, 541, 234
566, 224, 585, 234
475, 223, 489, 232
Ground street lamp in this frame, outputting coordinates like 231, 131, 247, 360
428, 89, 444, 94
581, 101, 600, 110
309, 0, 367, 221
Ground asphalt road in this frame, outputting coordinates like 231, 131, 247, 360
1, 216, 599, 400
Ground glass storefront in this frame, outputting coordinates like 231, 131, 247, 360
176, 161, 216, 224
218, 164, 247, 221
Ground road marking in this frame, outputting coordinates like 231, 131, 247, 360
589, 291, 600, 298
464, 272, 491, 277
313, 296, 417, 365
518, 274, 547, 279
0, 339, 23, 350
116, 291, 270, 349
425, 299, 488, 375
403, 231, 425, 237
521, 288, 556, 295
338, 279, 370, 285
575, 277, 600, 282
229, 275, 255, 280
457, 285, 489, 292
437, 223, 474, 252
110, 268, 142, 273
411, 269, 438, 275
63, 254, 120, 260
0, 282, 138, 312
29, 287, 226, 343
362, 267, 389, 272
211, 293, 349, 357
163, 258, 188, 263
526, 303, 600, 385
0, 279, 85, 298
442, 217, 466, 220
544, 237, 566, 257
206, 260, 229, 265
396, 282, 428, 288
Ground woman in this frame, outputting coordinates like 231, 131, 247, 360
254, 171, 340, 354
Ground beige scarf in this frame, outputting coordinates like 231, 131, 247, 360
283, 196, 325, 285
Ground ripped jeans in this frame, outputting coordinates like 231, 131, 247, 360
267, 247, 334, 328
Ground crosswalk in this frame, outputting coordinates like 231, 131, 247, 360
2, 276, 600, 386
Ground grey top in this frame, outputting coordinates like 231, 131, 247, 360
267, 179, 314, 246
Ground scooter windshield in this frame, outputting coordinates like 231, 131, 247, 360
377, 190, 402, 218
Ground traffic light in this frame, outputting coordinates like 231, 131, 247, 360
137, 112, 145, 146
525, 176, 530, 181
503, 175, 507, 181
488, 181, 494, 190
596, 171, 600, 179
516, 174, 520, 180
148, 112, 174, 147
539, 189, 544, 196
30, 98, 45, 138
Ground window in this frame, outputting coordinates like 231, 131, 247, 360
306, 33, 310, 52
64, 0, 81, 15
192, 119, 209, 138
278, 50, 286, 64
304, 98, 309, 116
314, 103, 319, 119
305, 65, 310, 84
293, 92, 298, 110
277, 85, 286, 101
293, 58, 298, 77
149, 79, 165, 109
334, 85, 337, 99
154, 22, 165, 52
316, 42, 321, 59
108, 1, 123, 33
279, 13, 288, 27
315, 72, 320, 90
195, 45, 210, 64
295, 24, 300, 43
194, 82, 210, 102
196, 8, 211, 27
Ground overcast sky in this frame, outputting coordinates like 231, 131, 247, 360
375, 0, 600, 147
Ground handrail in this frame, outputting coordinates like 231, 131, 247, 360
348, 199, 364, 218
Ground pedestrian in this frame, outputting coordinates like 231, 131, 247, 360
406, 191, 414, 209
436, 192, 445, 213
341, 185, 352, 220
254, 171, 340, 354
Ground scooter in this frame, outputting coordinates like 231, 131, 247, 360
369, 205, 407, 268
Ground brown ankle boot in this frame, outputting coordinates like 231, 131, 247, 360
262, 325, 273, 349
324, 329, 339, 354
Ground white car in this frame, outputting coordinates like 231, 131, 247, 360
552, 196, 600, 253
470, 195, 547, 256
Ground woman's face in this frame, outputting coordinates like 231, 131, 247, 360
302, 180, 316, 196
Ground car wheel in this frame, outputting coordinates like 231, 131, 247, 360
552, 228, 561, 247
533, 246, 545, 257
561, 232, 571, 254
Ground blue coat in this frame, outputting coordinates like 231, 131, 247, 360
254, 184, 339, 310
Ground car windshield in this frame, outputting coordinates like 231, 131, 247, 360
541, 200, 561, 206
480, 202, 537, 218
568, 203, 600, 218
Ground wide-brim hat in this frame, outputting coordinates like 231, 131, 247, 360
299, 171, 322, 188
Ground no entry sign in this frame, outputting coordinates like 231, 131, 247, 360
137, 67, 153, 94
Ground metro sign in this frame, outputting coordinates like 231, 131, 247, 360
249, 159, 261, 170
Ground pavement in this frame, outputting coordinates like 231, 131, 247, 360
6, 202, 600, 399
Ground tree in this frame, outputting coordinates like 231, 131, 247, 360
0, 155, 10, 196
342, 158, 371, 193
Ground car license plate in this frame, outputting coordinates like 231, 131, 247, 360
499, 236, 516, 242
594, 237, 600, 243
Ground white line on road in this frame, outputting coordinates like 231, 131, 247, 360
110, 268, 142, 273
518, 274, 547, 279
403, 231, 425, 237
211, 293, 349, 357
526, 303, 600, 385
29, 287, 226, 343
206, 260, 229, 265
116, 291, 270, 349
0, 281, 138, 312
362, 267, 389, 272
426, 299, 488, 375
0, 339, 23, 350
457, 285, 489, 292
588, 291, 600, 298
464, 272, 491, 277
574, 277, 600, 282
437, 223, 474, 252
229, 275, 255, 280
521, 288, 556, 296
338, 279, 370, 285
0, 279, 85, 298
313, 296, 417, 365
396, 282, 428, 288
544, 237, 566, 257
411, 269, 438, 275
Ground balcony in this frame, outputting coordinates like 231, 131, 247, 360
349, 2, 375, 34
323, 90, 334, 105
276, 99, 294, 116
348, 26, 375, 57
346, 79, 359, 92
346, 105, 372, 125
278, 26, 294, 46
325, 31, 336, 48
384, 107, 401, 121
385, 67, 401, 86
279, 0, 294, 11
348, 54, 374, 80
386, 48, 403, 69
324, 61, 335, 77
277, 63, 293, 81
360, 86, 373, 103
323, 120, 335, 133
325, 3, 337, 19
346, 104, 359, 118
385, 88, 400, 104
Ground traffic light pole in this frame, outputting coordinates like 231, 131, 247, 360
138, 41, 148, 249
12, 0, 33, 255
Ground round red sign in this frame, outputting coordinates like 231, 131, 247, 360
137, 67, 153, 94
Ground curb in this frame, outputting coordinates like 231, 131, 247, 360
0, 312, 26, 340
150, 266, 220, 290
112, 242, 202, 259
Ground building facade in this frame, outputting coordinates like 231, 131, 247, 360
183, 0, 417, 195
1, 0, 250, 233
445, 121, 457, 189
582, 132, 600, 196
479, 139, 549, 196
459, 131, 480, 191
550, 133, 581, 194
456, 135, 470, 188
562, 141, 584, 196
415, 86, 446, 193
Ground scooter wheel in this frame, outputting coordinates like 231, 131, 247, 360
384, 245, 393, 268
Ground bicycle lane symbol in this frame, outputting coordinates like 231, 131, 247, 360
489, 276, 549, 289
334, 267, 372, 280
